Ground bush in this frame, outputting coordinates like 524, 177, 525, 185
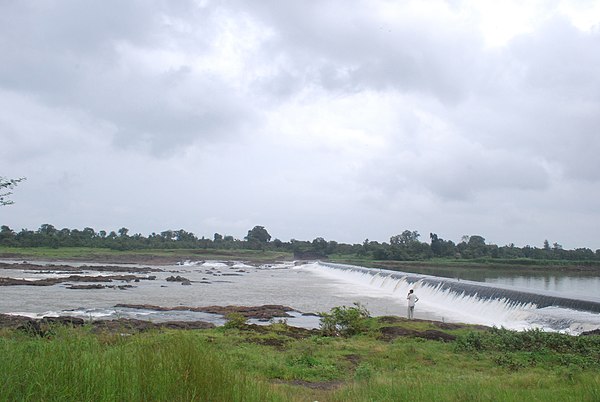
223, 312, 247, 329
319, 303, 370, 337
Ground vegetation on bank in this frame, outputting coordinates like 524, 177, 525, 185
1, 306, 599, 402
0, 246, 292, 264
2, 224, 600, 268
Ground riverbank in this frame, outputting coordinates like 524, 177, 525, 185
3, 246, 599, 274
1, 312, 598, 401
0, 246, 294, 265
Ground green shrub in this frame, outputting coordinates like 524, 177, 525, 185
223, 312, 247, 329
319, 303, 370, 337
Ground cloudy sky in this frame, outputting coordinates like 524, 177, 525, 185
1, 0, 599, 249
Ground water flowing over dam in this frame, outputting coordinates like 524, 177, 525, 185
309, 262, 600, 334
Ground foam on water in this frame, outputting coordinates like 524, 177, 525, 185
306, 262, 600, 334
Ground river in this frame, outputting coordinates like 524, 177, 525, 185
0, 259, 598, 335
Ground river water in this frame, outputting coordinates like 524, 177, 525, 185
0, 259, 598, 335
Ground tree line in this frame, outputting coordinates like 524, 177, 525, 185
1, 224, 599, 263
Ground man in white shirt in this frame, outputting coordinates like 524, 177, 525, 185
407, 289, 419, 319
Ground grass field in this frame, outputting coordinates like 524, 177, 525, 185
1, 316, 598, 401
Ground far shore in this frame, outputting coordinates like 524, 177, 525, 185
1, 246, 599, 274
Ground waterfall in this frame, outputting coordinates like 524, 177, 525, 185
306, 262, 600, 334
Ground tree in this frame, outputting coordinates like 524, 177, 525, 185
311, 237, 328, 254
430, 233, 443, 257
543, 239, 550, 251
0, 177, 26, 206
390, 230, 420, 245
245, 226, 271, 243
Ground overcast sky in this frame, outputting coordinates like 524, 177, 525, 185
1, 0, 599, 249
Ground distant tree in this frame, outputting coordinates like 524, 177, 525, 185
311, 237, 328, 254
0, 225, 15, 245
543, 239, 550, 251
160, 230, 174, 241
0, 177, 26, 206
38, 224, 57, 236
118, 227, 129, 238
390, 230, 420, 245
245, 226, 271, 243
174, 229, 196, 242
468, 235, 486, 248
430, 233, 445, 257
214, 233, 223, 242
457, 235, 487, 258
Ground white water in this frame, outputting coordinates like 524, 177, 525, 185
306, 262, 600, 334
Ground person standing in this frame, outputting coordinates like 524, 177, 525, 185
407, 289, 419, 319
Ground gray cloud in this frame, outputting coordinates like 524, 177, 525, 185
2, 1, 600, 249
0, 0, 253, 156
235, 0, 482, 103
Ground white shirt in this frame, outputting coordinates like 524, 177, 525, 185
407, 293, 419, 307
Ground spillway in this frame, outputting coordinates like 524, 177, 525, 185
308, 262, 600, 334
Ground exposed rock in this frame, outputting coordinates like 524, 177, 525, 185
166, 275, 191, 283
66, 284, 135, 290
67, 284, 106, 290
0, 262, 161, 273
0, 274, 153, 286
0, 313, 214, 334
114, 304, 297, 320
580, 328, 600, 336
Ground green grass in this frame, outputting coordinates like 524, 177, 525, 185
1, 320, 598, 401
0, 326, 284, 402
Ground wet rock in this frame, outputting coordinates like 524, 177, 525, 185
0, 274, 153, 287
67, 284, 106, 290
166, 275, 191, 283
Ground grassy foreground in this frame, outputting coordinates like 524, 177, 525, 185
1, 317, 599, 402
